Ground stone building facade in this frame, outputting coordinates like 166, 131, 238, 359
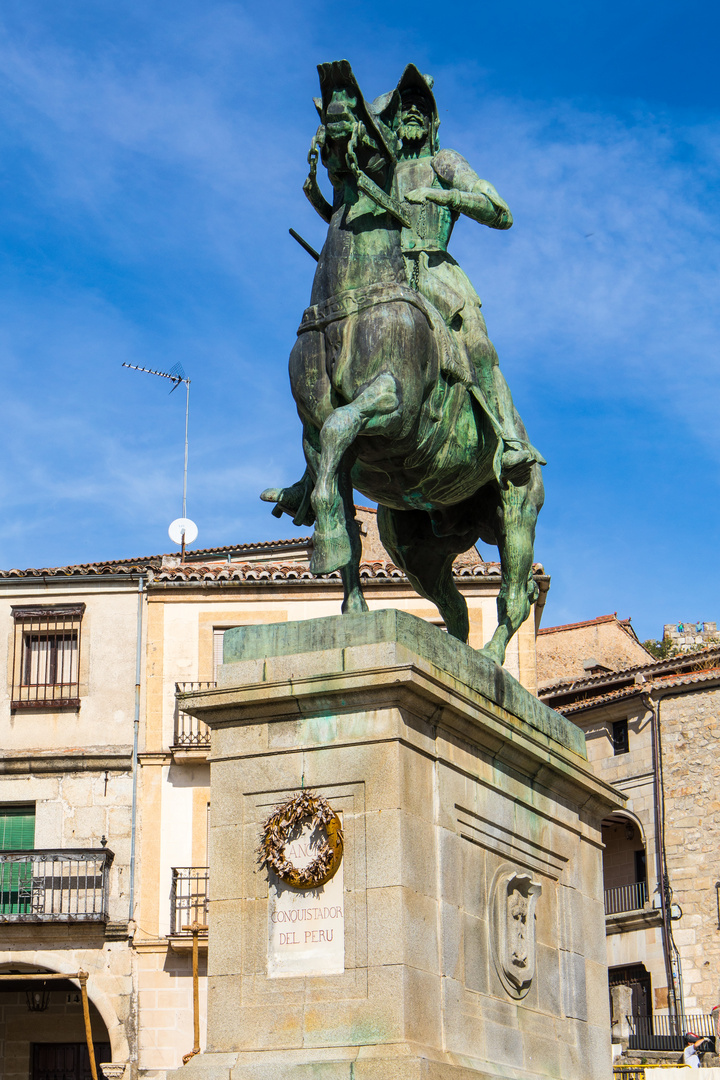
536, 613, 653, 684
0, 578, 140, 1079
539, 634, 720, 1055
0, 509, 549, 1079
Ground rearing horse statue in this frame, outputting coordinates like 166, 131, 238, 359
262, 61, 544, 665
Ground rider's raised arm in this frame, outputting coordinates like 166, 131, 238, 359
433, 149, 513, 230
303, 173, 333, 223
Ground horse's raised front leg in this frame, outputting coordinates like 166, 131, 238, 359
310, 372, 401, 575
481, 465, 544, 666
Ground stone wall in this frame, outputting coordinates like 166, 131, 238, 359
537, 617, 652, 685
663, 621, 719, 651
0, 989, 109, 1080
657, 686, 720, 1013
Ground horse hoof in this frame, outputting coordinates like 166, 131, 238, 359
310, 531, 352, 574
478, 644, 505, 667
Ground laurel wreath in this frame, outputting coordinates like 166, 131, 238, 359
258, 790, 344, 890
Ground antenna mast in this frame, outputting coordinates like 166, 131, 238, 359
122, 362, 196, 558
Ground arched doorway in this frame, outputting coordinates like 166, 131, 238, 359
0, 963, 110, 1080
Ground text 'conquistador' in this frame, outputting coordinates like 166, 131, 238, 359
270, 905, 344, 924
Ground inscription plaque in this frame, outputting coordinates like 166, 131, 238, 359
267, 819, 344, 977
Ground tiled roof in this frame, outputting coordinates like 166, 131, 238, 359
0, 561, 159, 578
0, 536, 316, 578
148, 559, 537, 584
540, 642, 720, 695
653, 665, 720, 689
537, 613, 629, 636
543, 647, 720, 715
557, 684, 643, 716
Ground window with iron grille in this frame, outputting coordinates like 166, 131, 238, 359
11, 604, 85, 708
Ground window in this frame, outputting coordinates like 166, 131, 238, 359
0, 805, 35, 914
11, 604, 85, 708
0, 805, 35, 850
635, 849, 647, 885
213, 625, 245, 679
612, 718, 629, 755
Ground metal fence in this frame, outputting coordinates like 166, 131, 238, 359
174, 681, 215, 748
170, 867, 209, 935
604, 881, 648, 915
0, 849, 113, 921
628, 1012, 717, 1051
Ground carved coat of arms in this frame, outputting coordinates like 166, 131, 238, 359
490, 865, 542, 999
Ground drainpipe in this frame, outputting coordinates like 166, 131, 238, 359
643, 690, 684, 1031
129, 575, 144, 924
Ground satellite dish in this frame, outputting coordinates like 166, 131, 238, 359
169, 517, 198, 545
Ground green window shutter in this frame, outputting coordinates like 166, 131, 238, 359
0, 806, 35, 850
0, 807, 35, 914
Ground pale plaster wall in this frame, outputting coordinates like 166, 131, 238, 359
0, 586, 137, 753
136, 945, 207, 1075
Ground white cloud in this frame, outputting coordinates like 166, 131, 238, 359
444, 94, 720, 447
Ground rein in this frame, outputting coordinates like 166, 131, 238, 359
305, 123, 410, 229
346, 124, 411, 228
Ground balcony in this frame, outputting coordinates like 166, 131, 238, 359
170, 867, 208, 936
174, 681, 215, 750
604, 881, 648, 915
0, 849, 113, 922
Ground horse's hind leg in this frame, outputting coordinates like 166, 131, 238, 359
310, 373, 401, 575
377, 504, 475, 642
481, 465, 544, 665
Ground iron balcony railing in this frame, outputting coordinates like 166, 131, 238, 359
604, 880, 648, 915
627, 1012, 717, 1051
0, 849, 113, 922
170, 867, 209, 935
174, 682, 215, 749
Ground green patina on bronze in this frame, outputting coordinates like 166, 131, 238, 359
262, 60, 545, 665
223, 611, 584, 756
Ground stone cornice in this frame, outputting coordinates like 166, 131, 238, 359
0, 747, 132, 774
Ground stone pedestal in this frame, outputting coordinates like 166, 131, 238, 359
171, 610, 623, 1080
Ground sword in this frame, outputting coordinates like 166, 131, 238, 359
289, 228, 319, 262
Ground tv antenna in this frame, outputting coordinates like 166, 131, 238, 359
122, 362, 197, 559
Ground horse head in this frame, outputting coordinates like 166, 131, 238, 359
314, 61, 399, 194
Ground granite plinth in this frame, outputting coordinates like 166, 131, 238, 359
170, 612, 623, 1080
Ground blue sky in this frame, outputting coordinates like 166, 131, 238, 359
0, 1, 718, 640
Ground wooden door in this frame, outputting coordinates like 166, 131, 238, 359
31, 1043, 111, 1080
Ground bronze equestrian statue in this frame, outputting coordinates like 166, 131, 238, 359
262, 61, 544, 665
